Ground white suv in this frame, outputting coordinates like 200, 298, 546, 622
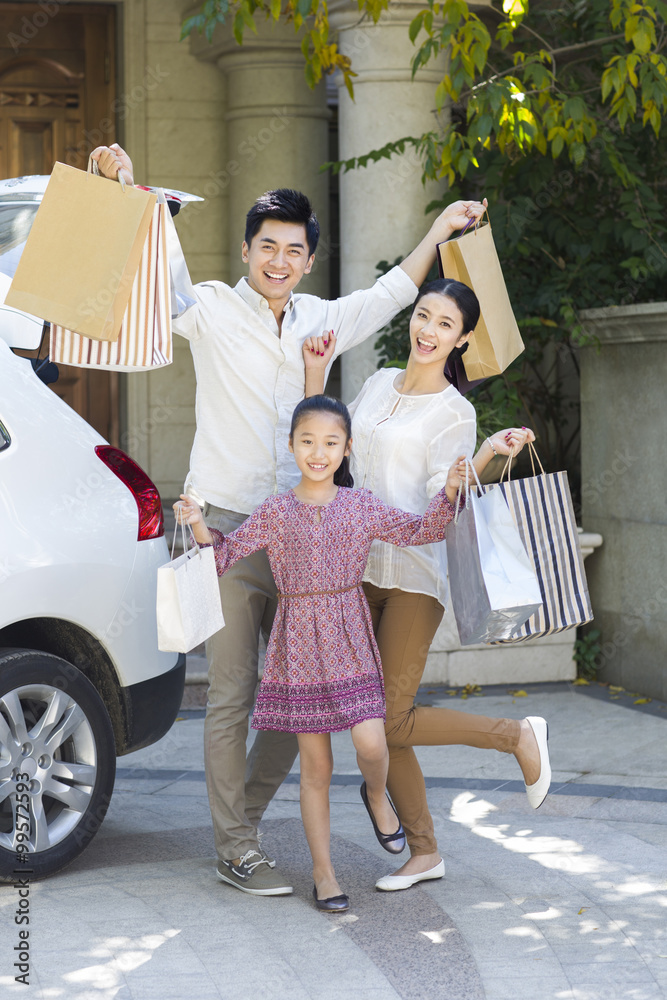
0, 178, 186, 880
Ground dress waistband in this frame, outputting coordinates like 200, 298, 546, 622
277, 584, 360, 600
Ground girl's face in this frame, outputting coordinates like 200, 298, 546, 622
289, 411, 351, 485
409, 292, 472, 367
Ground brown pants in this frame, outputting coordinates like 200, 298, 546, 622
363, 582, 521, 856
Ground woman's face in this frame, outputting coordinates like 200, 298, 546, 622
408, 292, 471, 367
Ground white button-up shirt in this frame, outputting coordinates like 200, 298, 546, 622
170, 238, 418, 514
349, 368, 477, 606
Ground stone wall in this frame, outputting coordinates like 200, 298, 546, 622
580, 302, 667, 700
121, 0, 226, 497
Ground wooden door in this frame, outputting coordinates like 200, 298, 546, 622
0, 3, 119, 445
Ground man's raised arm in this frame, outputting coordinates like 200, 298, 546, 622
90, 143, 199, 336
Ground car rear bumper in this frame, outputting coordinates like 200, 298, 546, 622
119, 653, 187, 755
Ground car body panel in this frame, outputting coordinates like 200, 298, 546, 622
0, 339, 179, 687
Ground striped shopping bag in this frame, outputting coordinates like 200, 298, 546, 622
479, 444, 593, 641
49, 190, 171, 372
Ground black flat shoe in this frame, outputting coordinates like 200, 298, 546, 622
360, 781, 406, 855
313, 885, 350, 912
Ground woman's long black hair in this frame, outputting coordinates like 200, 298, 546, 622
290, 394, 354, 488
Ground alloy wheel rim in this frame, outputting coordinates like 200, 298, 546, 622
0, 684, 97, 853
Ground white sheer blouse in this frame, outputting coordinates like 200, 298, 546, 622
349, 368, 477, 607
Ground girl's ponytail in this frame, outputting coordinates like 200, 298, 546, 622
334, 454, 354, 488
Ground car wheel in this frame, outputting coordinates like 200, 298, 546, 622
0, 649, 116, 881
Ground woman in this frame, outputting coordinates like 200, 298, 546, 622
304, 278, 550, 891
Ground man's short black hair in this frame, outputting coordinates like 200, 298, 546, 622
245, 188, 320, 256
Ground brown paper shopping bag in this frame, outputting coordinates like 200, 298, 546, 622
50, 193, 172, 372
6, 160, 156, 342
437, 212, 524, 380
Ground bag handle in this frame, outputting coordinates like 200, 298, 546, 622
500, 440, 546, 483
458, 206, 489, 238
437, 208, 489, 278
454, 456, 483, 523
87, 154, 126, 193
171, 509, 201, 566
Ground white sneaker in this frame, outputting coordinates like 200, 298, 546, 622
375, 859, 445, 892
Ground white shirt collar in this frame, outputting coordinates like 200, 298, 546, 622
234, 276, 296, 317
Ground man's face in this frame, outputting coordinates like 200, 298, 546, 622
242, 219, 315, 305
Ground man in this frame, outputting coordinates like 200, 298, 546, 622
93, 143, 486, 895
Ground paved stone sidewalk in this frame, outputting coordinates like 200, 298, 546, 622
1, 682, 666, 999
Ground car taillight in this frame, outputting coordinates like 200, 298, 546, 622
95, 445, 164, 541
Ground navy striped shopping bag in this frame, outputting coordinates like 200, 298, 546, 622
480, 444, 593, 641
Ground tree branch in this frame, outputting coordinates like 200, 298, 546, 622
549, 34, 623, 59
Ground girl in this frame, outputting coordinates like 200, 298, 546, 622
303, 278, 550, 892
175, 394, 467, 911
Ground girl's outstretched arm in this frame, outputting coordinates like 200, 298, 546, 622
173, 495, 274, 576
366, 456, 467, 547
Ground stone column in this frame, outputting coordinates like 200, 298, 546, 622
580, 302, 667, 700
329, 0, 447, 401
189, 19, 331, 296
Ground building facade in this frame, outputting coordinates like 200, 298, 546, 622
1, 0, 448, 495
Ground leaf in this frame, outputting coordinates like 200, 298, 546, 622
435, 78, 449, 111
409, 12, 424, 44
578, 907, 589, 915
632, 23, 653, 55
572, 677, 590, 686
634, 697, 652, 704
472, 42, 487, 74
476, 112, 493, 144
563, 96, 586, 123
508, 688, 528, 697
552, 133, 564, 158
609, 685, 625, 692
232, 9, 245, 45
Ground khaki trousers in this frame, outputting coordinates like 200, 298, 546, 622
203, 505, 298, 862
363, 582, 521, 856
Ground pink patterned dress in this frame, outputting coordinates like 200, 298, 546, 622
205, 486, 456, 734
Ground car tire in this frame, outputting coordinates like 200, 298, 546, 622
0, 648, 116, 881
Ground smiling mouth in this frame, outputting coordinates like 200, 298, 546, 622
416, 337, 437, 353
265, 271, 288, 282
308, 463, 327, 470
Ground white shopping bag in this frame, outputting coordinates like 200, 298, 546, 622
446, 460, 542, 645
156, 521, 224, 652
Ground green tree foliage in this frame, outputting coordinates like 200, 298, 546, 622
181, 0, 390, 97
183, 0, 667, 178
